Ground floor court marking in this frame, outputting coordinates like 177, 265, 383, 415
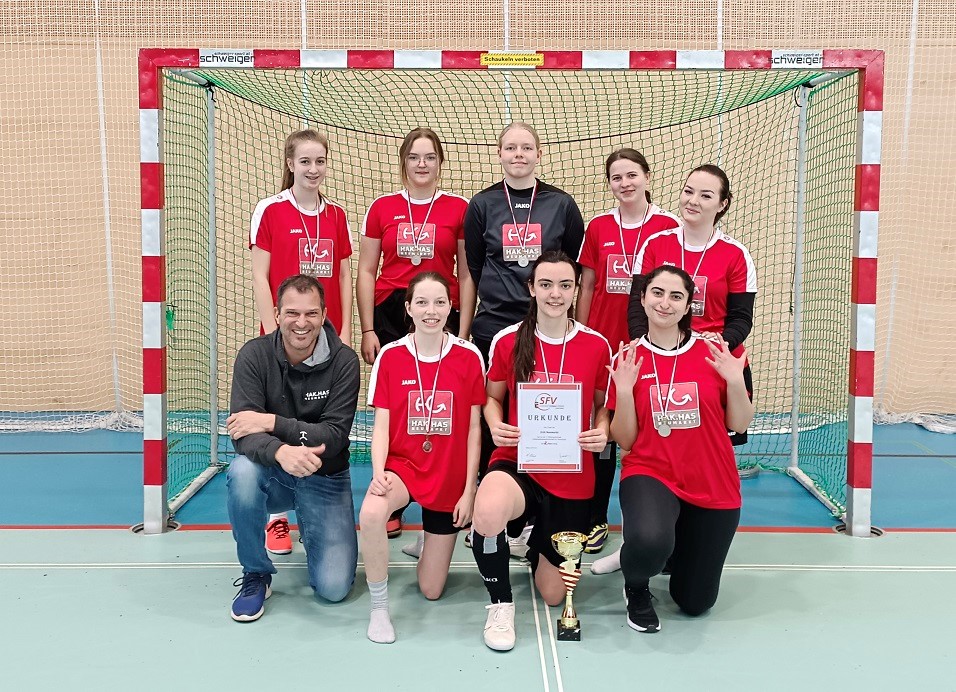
526, 566, 551, 692
542, 602, 565, 692
3, 562, 956, 572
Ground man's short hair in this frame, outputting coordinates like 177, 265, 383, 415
276, 274, 326, 311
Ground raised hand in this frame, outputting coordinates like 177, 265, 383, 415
705, 337, 747, 384
607, 340, 643, 393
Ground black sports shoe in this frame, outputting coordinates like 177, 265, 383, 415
624, 584, 660, 633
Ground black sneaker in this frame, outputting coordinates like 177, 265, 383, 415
624, 584, 660, 633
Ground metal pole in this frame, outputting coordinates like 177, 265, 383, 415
206, 85, 219, 473
789, 85, 810, 470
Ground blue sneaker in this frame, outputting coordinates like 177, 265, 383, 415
231, 572, 272, 622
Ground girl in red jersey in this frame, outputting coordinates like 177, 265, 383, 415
607, 265, 753, 634
358, 127, 475, 539
576, 148, 679, 554
593, 163, 758, 574
360, 272, 486, 644
471, 251, 611, 652
357, 128, 475, 366
249, 129, 354, 554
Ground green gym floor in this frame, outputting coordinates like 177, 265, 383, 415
2, 530, 955, 690
1, 422, 954, 690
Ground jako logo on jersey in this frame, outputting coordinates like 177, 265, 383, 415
289, 228, 304, 234
401, 379, 417, 386
304, 390, 329, 401
393, 215, 406, 220
641, 373, 655, 380
663, 261, 676, 266
513, 203, 531, 209
603, 241, 616, 247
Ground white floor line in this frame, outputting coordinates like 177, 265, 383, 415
526, 566, 551, 692
542, 602, 565, 692
3, 562, 956, 572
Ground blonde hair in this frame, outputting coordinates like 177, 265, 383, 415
497, 122, 541, 150
281, 129, 329, 192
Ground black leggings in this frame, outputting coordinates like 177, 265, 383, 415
619, 475, 739, 617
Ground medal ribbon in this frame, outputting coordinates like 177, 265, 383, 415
503, 180, 539, 255
615, 204, 651, 276
290, 189, 322, 261
405, 189, 438, 257
412, 333, 447, 440
536, 320, 571, 383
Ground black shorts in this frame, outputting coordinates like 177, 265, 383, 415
486, 463, 591, 569
373, 288, 461, 347
391, 478, 460, 535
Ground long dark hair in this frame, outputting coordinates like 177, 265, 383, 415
687, 163, 733, 224
513, 251, 581, 383
404, 271, 451, 333
605, 148, 652, 204
641, 265, 695, 336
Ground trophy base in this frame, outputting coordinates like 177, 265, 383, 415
556, 621, 581, 641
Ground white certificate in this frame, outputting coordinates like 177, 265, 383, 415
517, 382, 583, 473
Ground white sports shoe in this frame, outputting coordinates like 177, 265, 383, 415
483, 602, 516, 651
590, 545, 622, 575
401, 531, 425, 559
509, 524, 533, 559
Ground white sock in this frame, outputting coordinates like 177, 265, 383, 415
367, 578, 395, 643
401, 531, 425, 559
268, 511, 288, 522
590, 546, 622, 575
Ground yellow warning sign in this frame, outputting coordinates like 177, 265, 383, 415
480, 52, 544, 68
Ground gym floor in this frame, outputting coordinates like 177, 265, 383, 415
1, 423, 954, 690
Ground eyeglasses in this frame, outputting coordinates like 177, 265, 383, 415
406, 154, 439, 164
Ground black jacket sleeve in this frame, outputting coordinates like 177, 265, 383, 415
722, 292, 756, 352
464, 198, 486, 287
271, 349, 361, 476
627, 273, 649, 340
561, 197, 586, 262
230, 345, 285, 466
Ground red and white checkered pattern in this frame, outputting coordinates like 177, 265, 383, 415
140, 48, 882, 535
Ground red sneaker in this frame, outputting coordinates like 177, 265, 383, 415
386, 512, 403, 539
265, 517, 293, 555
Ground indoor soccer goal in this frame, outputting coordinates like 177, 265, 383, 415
140, 49, 882, 536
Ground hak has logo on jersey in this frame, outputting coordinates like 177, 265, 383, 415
649, 382, 701, 430
501, 223, 542, 264
298, 238, 334, 278
605, 254, 633, 294
407, 391, 453, 435
396, 222, 436, 260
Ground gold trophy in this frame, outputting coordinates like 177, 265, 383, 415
551, 530, 587, 641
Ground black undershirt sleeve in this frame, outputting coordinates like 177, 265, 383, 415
722, 292, 756, 352
627, 273, 649, 340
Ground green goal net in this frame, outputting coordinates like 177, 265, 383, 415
160, 65, 858, 515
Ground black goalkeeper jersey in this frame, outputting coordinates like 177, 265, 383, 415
464, 180, 584, 344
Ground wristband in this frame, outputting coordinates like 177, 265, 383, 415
362, 329, 375, 334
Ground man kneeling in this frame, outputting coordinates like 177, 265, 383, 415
225, 274, 361, 621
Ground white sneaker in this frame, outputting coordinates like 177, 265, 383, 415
483, 602, 516, 651
401, 531, 424, 559
590, 545, 622, 575
509, 524, 533, 559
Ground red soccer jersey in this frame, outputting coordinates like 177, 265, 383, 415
368, 334, 486, 512
250, 190, 354, 332
578, 206, 680, 348
361, 190, 469, 308
606, 336, 741, 509
636, 227, 757, 341
487, 321, 611, 500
